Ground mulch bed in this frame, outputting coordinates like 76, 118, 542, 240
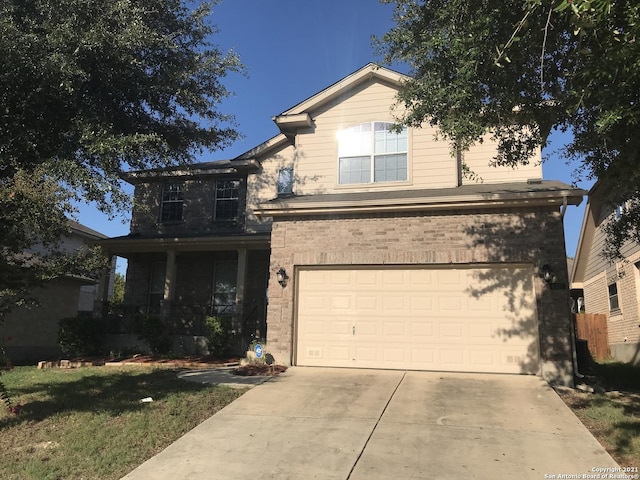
107, 354, 241, 368
233, 364, 288, 376
42, 355, 288, 377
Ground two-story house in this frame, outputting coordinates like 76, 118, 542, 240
102, 64, 585, 384
571, 181, 640, 364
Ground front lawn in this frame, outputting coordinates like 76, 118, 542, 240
558, 362, 640, 467
0, 366, 246, 480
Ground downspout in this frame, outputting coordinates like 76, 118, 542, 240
560, 195, 568, 218
569, 312, 585, 380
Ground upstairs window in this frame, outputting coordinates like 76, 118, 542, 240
608, 282, 619, 311
161, 183, 183, 222
277, 167, 294, 196
338, 122, 408, 185
214, 179, 240, 222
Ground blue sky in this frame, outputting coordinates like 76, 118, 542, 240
76, 0, 593, 268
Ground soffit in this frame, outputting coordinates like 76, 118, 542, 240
255, 181, 586, 217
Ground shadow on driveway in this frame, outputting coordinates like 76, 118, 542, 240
124, 368, 618, 480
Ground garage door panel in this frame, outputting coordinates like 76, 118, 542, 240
382, 321, 406, 337
381, 295, 406, 311
296, 267, 539, 374
355, 295, 379, 310
410, 321, 434, 337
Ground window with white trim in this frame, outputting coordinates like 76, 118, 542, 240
277, 167, 294, 196
338, 122, 408, 184
214, 179, 240, 222
608, 282, 619, 311
160, 183, 183, 222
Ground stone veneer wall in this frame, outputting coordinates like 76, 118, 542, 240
265, 206, 575, 385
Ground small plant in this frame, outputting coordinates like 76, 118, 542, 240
58, 316, 104, 357
134, 313, 173, 355
203, 315, 232, 357
0, 342, 20, 415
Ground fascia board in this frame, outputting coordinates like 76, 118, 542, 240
122, 159, 261, 183
255, 191, 583, 217
100, 234, 271, 255
571, 198, 597, 285
281, 64, 406, 116
233, 134, 291, 161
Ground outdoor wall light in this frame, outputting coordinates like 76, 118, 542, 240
541, 264, 554, 284
276, 267, 289, 287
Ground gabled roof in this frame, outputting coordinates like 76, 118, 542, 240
68, 220, 108, 240
277, 63, 405, 117
235, 63, 406, 161
570, 180, 605, 286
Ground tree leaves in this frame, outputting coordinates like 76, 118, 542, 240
377, 0, 640, 259
0, 0, 243, 313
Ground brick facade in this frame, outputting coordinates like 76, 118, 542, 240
265, 206, 575, 384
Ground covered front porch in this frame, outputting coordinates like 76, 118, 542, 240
99, 234, 271, 354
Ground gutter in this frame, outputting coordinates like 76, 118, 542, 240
560, 195, 568, 218
255, 193, 583, 217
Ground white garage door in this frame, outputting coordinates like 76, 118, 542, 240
296, 266, 539, 374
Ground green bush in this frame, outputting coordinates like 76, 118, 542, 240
204, 315, 232, 357
134, 313, 173, 355
58, 317, 104, 357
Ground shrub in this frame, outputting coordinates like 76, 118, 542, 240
134, 313, 173, 355
58, 316, 104, 357
203, 315, 232, 357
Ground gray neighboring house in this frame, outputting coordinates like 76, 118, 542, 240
1, 221, 110, 364
571, 181, 640, 364
101, 64, 585, 384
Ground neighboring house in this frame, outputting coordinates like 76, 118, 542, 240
1, 221, 109, 364
102, 64, 585, 384
571, 181, 640, 364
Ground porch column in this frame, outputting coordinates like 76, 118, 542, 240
94, 254, 115, 319
235, 247, 248, 335
162, 250, 177, 316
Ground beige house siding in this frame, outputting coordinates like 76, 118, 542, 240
583, 272, 608, 315
461, 135, 542, 184
254, 78, 542, 200
246, 144, 296, 233
610, 250, 640, 346
580, 195, 640, 349
584, 205, 613, 281
265, 206, 573, 383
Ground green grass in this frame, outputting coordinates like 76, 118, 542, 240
0, 366, 247, 480
561, 361, 640, 467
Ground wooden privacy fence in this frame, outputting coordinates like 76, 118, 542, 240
575, 313, 611, 361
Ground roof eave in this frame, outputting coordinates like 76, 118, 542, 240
121, 159, 261, 184
280, 63, 407, 116
255, 191, 584, 217
99, 233, 271, 256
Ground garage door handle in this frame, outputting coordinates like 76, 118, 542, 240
352, 326, 355, 335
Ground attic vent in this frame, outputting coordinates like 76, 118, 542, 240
527, 178, 543, 184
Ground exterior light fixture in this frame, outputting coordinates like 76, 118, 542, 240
541, 264, 554, 284
276, 267, 289, 287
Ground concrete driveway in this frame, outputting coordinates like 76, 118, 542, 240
122, 368, 618, 480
